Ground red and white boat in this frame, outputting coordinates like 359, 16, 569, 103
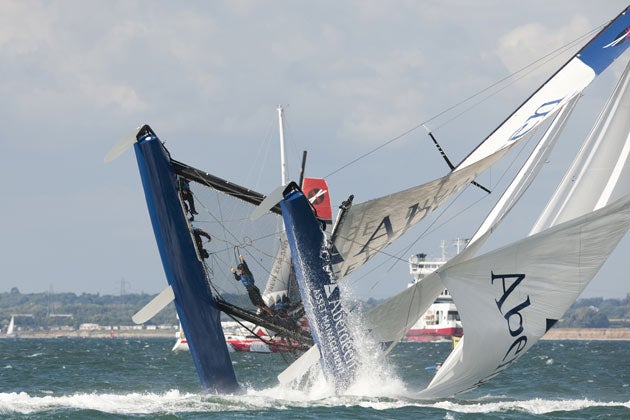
223, 321, 306, 353
173, 320, 307, 353
404, 241, 464, 343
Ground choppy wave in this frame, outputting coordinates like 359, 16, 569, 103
0, 338, 628, 418
0, 390, 628, 416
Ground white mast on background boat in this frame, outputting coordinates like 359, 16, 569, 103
277, 106, 288, 186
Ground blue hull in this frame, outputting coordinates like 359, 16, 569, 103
280, 186, 358, 390
134, 128, 238, 392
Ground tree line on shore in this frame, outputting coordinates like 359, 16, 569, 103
1, 288, 628, 331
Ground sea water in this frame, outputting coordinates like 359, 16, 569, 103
0, 338, 628, 419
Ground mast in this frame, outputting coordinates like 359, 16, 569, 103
278, 106, 289, 185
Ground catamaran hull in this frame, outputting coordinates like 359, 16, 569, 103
280, 184, 358, 391
134, 126, 239, 393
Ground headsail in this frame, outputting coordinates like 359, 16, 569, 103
330, 6, 630, 278
419, 59, 630, 398
420, 196, 630, 398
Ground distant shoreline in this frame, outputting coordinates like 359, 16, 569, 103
4, 327, 630, 341
540, 327, 630, 341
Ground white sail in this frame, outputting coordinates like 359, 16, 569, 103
262, 106, 301, 306
419, 195, 630, 398
365, 269, 447, 348
331, 7, 630, 279
465, 95, 581, 254
365, 95, 580, 348
6, 316, 14, 336
531, 61, 630, 234
262, 232, 300, 305
419, 61, 630, 398
283, 8, 630, 388
332, 155, 499, 279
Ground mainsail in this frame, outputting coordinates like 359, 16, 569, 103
419, 58, 630, 398
365, 94, 581, 349
330, 6, 630, 279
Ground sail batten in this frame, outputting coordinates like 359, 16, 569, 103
467, 95, 580, 250
595, 128, 630, 210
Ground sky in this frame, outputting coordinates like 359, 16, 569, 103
1, 0, 629, 300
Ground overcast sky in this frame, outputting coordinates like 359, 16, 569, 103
2, 0, 629, 300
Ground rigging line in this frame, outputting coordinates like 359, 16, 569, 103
250, 112, 277, 191
383, 128, 537, 273
381, 127, 538, 280
432, 35, 589, 132
381, 187, 475, 275
324, 26, 600, 180
206, 250, 248, 297
192, 189, 282, 277
343, 239, 419, 290
325, 123, 424, 178
192, 183, 262, 251
428, 27, 596, 130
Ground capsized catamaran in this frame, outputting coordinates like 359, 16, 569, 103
129, 125, 316, 392
121, 5, 630, 395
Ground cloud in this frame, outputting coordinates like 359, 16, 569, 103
0, 1, 55, 56
496, 15, 594, 79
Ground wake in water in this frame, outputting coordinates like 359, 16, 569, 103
1, 390, 628, 417
1, 338, 627, 418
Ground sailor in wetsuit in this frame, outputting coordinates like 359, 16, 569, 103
178, 177, 198, 221
231, 256, 274, 316
192, 227, 211, 259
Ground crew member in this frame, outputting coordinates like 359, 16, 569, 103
192, 227, 211, 259
179, 177, 198, 220
231, 256, 274, 316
